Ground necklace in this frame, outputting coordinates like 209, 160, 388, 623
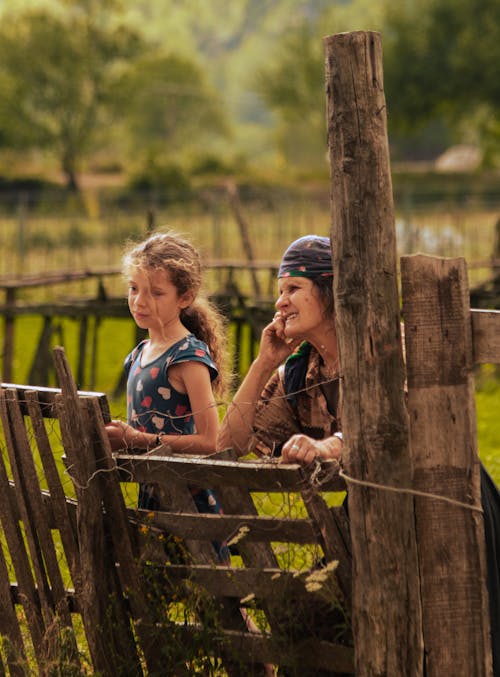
319, 343, 339, 379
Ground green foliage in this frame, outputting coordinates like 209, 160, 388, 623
112, 51, 229, 168
476, 368, 500, 485
383, 0, 500, 163
126, 161, 193, 204
253, 1, 385, 170
0, 1, 144, 190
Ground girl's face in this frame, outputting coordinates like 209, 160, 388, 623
275, 277, 328, 340
127, 268, 190, 335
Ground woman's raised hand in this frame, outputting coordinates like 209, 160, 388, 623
257, 311, 301, 369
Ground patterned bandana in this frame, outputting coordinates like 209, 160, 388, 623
278, 235, 333, 278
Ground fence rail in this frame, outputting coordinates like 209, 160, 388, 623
0, 262, 280, 388
0, 254, 498, 674
1, 258, 500, 391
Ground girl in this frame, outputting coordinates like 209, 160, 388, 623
105, 229, 229, 548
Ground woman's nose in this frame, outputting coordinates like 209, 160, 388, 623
275, 294, 287, 310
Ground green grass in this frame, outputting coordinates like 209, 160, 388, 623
2, 314, 500, 486
476, 368, 500, 485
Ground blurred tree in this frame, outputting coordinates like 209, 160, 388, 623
253, 0, 384, 171
0, 0, 143, 190
112, 51, 229, 166
255, 22, 325, 168
383, 0, 500, 165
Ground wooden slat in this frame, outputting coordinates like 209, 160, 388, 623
301, 491, 352, 613
25, 391, 81, 595
402, 254, 492, 675
157, 563, 336, 601
0, 392, 46, 662
137, 510, 318, 544
173, 625, 354, 674
0, 391, 54, 620
3, 390, 75, 627
115, 453, 346, 493
53, 352, 142, 676
83, 396, 184, 674
0, 540, 26, 676
471, 309, 500, 364
0, 382, 110, 420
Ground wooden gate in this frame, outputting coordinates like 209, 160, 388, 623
0, 347, 353, 675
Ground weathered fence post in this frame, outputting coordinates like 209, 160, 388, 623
401, 254, 493, 675
324, 31, 423, 674
1, 285, 16, 382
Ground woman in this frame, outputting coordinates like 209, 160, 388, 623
217, 234, 343, 466
218, 233, 500, 675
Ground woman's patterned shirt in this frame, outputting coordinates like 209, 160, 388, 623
251, 344, 340, 457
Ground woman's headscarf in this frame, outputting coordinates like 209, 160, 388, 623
278, 235, 333, 279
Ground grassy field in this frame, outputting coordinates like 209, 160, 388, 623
0, 192, 499, 284
1, 313, 499, 488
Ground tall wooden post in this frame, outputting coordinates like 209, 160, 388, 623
324, 31, 423, 674
401, 254, 493, 675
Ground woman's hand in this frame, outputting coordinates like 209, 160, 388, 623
256, 312, 301, 370
105, 420, 147, 451
281, 434, 342, 466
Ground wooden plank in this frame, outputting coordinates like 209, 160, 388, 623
471, 309, 500, 364
83, 396, 183, 674
325, 30, 423, 676
0, 539, 26, 676
401, 254, 492, 676
24, 391, 81, 595
300, 491, 351, 613
160, 563, 341, 603
115, 453, 346, 493
136, 510, 318, 544
53, 351, 141, 676
173, 625, 354, 674
1, 387, 78, 667
0, 393, 46, 663
0, 382, 110, 420
0, 390, 55, 622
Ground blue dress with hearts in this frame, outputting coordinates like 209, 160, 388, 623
124, 334, 228, 562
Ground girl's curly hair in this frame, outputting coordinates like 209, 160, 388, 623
123, 229, 230, 399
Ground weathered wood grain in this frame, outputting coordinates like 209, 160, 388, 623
402, 254, 492, 676
325, 30, 423, 675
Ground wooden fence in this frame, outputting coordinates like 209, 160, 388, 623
0, 349, 353, 676
0, 261, 279, 390
0, 29, 499, 676
0, 256, 498, 674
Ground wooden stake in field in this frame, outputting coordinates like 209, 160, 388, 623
324, 31, 424, 675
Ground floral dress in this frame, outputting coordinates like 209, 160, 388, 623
124, 334, 228, 562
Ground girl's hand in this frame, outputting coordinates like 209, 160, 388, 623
257, 312, 301, 370
281, 434, 342, 466
105, 420, 145, 451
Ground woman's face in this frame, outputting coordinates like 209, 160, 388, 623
275, 277, 328, 340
